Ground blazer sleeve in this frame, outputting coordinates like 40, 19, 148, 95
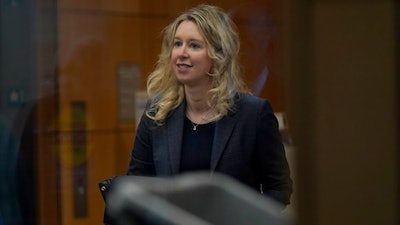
255, 100, 293, 205
126, 109, 156, 176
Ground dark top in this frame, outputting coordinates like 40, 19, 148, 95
179, 117, 215, 172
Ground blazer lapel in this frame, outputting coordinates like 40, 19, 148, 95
210, 111, 238, 171
167, 102, 185, 174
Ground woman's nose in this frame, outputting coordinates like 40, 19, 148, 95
178, 45, 189, 58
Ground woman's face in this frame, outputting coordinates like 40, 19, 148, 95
171, 20, 213, 87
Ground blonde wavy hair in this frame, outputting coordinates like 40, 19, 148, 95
146, 4, 249, 124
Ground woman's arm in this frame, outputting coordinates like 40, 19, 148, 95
126, 111, 156, 176
255, 100, 293, 205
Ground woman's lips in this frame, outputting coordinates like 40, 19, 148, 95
176, 64, 192, 73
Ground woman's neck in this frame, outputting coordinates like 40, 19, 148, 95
184, 86, 213, 124
184, 85, 210, 112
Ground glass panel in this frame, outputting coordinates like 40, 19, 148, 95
0, 1, 294, 225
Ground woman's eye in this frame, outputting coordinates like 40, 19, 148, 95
173, 41, 182, 47
189, 43, 201, 49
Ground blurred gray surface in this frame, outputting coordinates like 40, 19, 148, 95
106, 173, 293, 225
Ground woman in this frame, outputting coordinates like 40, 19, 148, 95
127, 4, 292, 205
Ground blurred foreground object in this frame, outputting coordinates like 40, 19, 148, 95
101, 173, 293, 225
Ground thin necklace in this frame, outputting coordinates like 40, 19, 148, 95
190, 121, 199, 131
186, 106, 213, 131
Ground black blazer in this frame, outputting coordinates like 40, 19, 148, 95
127, 94, 292, 205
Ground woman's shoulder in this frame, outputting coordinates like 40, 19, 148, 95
236, 93, 270, 107
233, 94, 274, 117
